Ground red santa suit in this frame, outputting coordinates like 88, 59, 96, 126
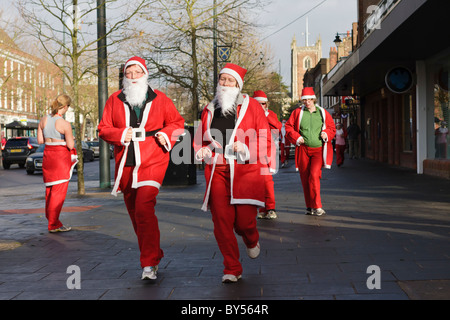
280, 122, 290, 164
43, 143, 78, 230
285, 88, 335, 211
98, 74, 184, 268
252, 90, 281, 215
194, 87, 272, 277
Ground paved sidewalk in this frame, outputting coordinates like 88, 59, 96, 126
0, 157, 449, 302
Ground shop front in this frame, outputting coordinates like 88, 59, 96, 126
322, 0, 450, 178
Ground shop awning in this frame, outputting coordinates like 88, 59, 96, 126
323, 0, 450, 97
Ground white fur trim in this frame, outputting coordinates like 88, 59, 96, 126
254, 97, 268, 102
220, 68, 243, 89
45, 142, 66, 146
201, 154, 219, 211
301, 95, 316, 100
124, 60, 148, 75
155, 132, 171, 151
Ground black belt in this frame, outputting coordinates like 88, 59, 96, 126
145, 128, 162, 137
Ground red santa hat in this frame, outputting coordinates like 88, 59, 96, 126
252, 90, 268, 102
301, 87, 316, 100
123, 56, 148, 75
219, 63, 247, 89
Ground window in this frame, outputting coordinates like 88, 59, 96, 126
434, 74, 449, 159
304, 56, 312, 69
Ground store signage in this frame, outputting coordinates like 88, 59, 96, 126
385, 67, 413, 94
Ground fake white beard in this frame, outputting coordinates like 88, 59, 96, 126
215, 84, 240, 116
122, 75, 149, 108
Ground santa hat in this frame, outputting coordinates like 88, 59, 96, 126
123, 56, 148, 75
252, 90, 268, 102
301, 87, 316, 100
219, 63, 247, 89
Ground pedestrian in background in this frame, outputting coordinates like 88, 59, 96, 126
253, 90, 281, 219
335, 122, 347, 167
347, 120, 361, 159
37, 94, 78, 233
280, 119, 290, 167
194, 63, 272, 283
285, 87, 335, 216
98, 56, 184, 280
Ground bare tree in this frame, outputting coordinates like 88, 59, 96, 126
130, 0, 271, 122
16, 0, 150, 195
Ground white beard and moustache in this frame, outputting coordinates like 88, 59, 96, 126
215, 84, 240, 117
122, 74, 149, 108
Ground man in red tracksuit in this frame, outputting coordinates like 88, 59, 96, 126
253, 90, 281, 219
285, 87, 335, 216
194, 63, 272, 283
98, 56, 184, 280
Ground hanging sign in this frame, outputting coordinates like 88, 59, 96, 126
385, 66, 413, 94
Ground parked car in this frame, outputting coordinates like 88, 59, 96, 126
86, 140, 114, 159
25, 141, 94, 174
80, 141, 95, 162
2, 137, 39, 169
86, 140, 99, 157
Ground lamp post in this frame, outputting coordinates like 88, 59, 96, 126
213, 0, 218, 87
97, 0, 110, 188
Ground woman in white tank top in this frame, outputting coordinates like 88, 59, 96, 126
37, 94, 77, 233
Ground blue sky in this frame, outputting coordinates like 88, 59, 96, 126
259, 0, 357, 85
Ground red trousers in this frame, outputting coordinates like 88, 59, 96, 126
209, 165, 259, 276
297, 145, 323, 209
336, 144, 345, 166
120, 166, 163, 268
45, 181, 69, 231
280, 143, 290, 163
260, 173, 275, 212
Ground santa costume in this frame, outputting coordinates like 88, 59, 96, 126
252, 90, 281, 219
43, 143, 78, 231
285, 87, 335, 215
98, 56, 184, 279
194, 63, 272, 282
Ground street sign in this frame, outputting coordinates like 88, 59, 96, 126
218, 46, 231, 62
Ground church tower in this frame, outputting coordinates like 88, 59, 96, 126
291, 34, 322, 102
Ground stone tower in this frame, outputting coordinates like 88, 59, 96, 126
291, 35, 322, 102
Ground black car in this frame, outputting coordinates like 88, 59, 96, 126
2, 137, 39, 169
25, 141, 94, 175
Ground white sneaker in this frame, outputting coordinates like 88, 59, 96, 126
266, 210, 277, 219
246, 241, 260, 259
222, 274, 242, 283
312, 208, 326, 216
49, 225, 72, 233
141, 266, 158, 280
257, 211, 268, 219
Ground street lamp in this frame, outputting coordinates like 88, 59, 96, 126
333, 33, 342, 47
333, 32, 347, 61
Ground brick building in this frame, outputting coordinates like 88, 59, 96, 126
0, 29, 62, 141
